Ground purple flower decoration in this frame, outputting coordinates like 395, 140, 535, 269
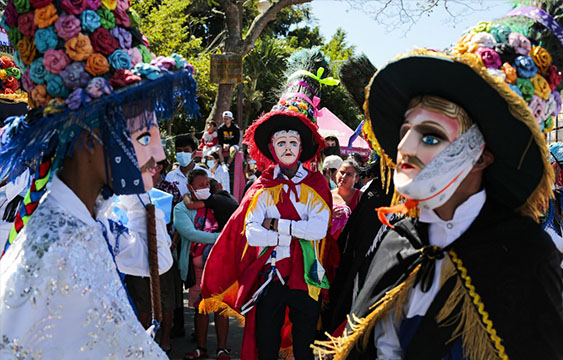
21, 68, 35, 92
151, 55, 175, 71
110, 26, 131, 49
3, 2, 18, 27
54, 14, 81, 40
65, 88, 90, 109
127, 47, 142, 66
551, 91, 562, 117
86, 76, 113, 98
60, 62, 91, 89
476, 47, 501, 69
87, 0, 100, 10
508, 32, 531, 56
528, 95, 547, 125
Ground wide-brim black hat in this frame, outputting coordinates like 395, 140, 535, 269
363, 49, 552, 219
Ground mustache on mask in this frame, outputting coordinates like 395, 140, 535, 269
283, 150, 296, 157
403, 155, 425, 170
140, 157, 156, 173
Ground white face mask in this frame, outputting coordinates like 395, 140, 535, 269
176, 152, 192, 167
206, 160, 216, 169
194, 188, 211, 200
393, 124, 485, 211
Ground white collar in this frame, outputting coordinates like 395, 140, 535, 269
273, 164, 308, 184
419, 189, 487, 228
49, 174, 111, 226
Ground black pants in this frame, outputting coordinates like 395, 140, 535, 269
255, 281, 321, 360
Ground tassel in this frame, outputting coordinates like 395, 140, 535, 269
376, 199, 419, 228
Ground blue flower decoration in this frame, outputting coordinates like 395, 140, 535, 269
514, 55, 538, 79
508, 83, 522, 98
108, 49, 131, 70
45, 73, 69, 98
35, 26, 58, 54
81, 10, 101, 33
490, 24, 511, 43
171, 53, 186, 69
13, 51, 27, 72
30, 57, 48, 85
132, 62, 160, 80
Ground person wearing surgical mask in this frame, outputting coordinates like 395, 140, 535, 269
173, 169, 230, 360
166, 134, 210, 196
205, 151, 230, 194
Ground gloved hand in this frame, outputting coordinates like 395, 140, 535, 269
3, 195, 23, 222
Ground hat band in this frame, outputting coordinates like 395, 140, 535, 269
280, 92, 321, 118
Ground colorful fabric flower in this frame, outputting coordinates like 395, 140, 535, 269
30, 0, 52, 8
471, 32, 496, 49
508, 83, 523, 98
101, 0, 117, 10
514, 55, 537, 79
81, 10, 101, 32
151, 55, 175, 71
108, 49, 130, 70
109, 69, 140, 88
14, 0, 31, 14
91, 27, 118, 55
44, 73, 69, 98
127, 8, 140, 28
508, 32, 531, 55
127, 47, 142, 66
31, 84, 51, 107
132, 62, 159, 80
43, 49, 70, 74
3, 2, 18, 27
34, 3, 58, 28
516, 78, 534, 102
61, 0, 87, 15
65, 87, 89, 109
54, 15, 81, 40
546, 92, 559, 118
5, 67, 22, 79
528, 95, 547, 124
0, 69, 7, 81
34, 26, 58, 53
86, 76, 112, 98
65, 33, 94, 61
171, 53, 186, 69
4, 76, 20, 91
550, 91, 561, 117
493, 43, 517, 65
1, 56, 17, 68
17, 36, 37, 65
530, 75, 551, 100
501, 62, 517, 84
8, 27, 23, 47
487, 68, 505, 81
530, 46, 551, 74
96, 8, 115, 29
13, 51, 27, 71
18, 12, 37, 37
116, 0, 129, 11
112, 5, 130, 27
110, 26, 131, 49
476, 47, 501, 69
60, 61, 91, 89
471, 21, 493, 33
546, 65, 561, 91
30, 57, 47, 84
87, 0, 100, 10
85, 52, 109, 76
490, 24, 511, 43
136, 44, 152, 63
21, 68, 34, 91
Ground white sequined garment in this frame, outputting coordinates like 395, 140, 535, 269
0, 176, 167, 359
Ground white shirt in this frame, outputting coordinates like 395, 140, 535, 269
166, 165, 211, 197
0, 169, 30, 251
211, 163, 230, 193
374, 190, 487, 359
245, 164, 330, 263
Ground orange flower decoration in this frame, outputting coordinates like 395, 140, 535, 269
34, 4, 58, 29
530, 46, 552, 74
31, 84, 52, 108
501, 63, 517, 84
530, 74, 551, 100
65, 33, 93, 61
17, 36, 37, 65
85, 53, 110, 76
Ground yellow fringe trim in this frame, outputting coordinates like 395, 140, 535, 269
361, 47, 553, 222
0, 90, 28, 104
438, 250, 509, 360
311, 264, 421, 359
198, 282, 245, 326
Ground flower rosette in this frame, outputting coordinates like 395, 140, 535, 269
30, 0, 52, 8
14, 0, 31, 14
136, 44, 152, 64
8, 28, 23, 49
110, 26, 131, 49
65, 87, 90, 109
31, 84, 51, 107
501, 62, 517, 84
34, 3, 58, 29
508, 32, 531, 56
91, 27, 118, 55
34, 26, 58, 53
508, 83, 522, 97
490, 24, 511, 43
127, 47, 142, 66
471, 21, 493, 33
65, 33, 93, 61
4, 76, 20, 91
530, 46, 551, 74
546, 92, 560, 118
1, 56, 17, 69
171, 54, 188, 70
86, 76, 112, 98
54, 14, 80, 40
108, 49, 130, 70
528, 94, 547, 125
516, 78, 534, 102
151, 56, 176, 71
514, 55, 537, 79
530, 75, 551, 100
96, 8, 115, 30
30, 57, 47, 84
44, 73, 69, 98
550, 91, 562, 117
112, 5, 130, 27
18, 12, 37, 37
493, 43, 517, 65
3, 2, 18, 27
5, 67, 22, 79
81, 10, 101, 32
60, 61, 90, 89
471, 32, 496, 49
0, 69, 6, 81
109, 69, 140, 88
132, 62, 160, 80
101, 0, 117, 10
85, 52, 109, 76
21, 68, 34, 91
546, 65, 561, 91
476, 47, 501, 69
87, 0, 100, 10
61, 0, 87, 16
43, 49, 70, 74
17, 36, 37, 65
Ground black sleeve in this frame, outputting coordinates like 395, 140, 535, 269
204, 194, 217, 209
217, 126, 225, 145
232, 125, 240, 145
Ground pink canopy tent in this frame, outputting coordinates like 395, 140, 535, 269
316, 107, 371, 157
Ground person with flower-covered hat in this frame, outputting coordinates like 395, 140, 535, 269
198, 48, 340, 360
0, 0, 199, 358
314, 7, 563, 360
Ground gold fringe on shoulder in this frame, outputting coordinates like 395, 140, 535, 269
312, 264, 421, 360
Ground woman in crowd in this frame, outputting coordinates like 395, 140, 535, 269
330, 159, 362, 240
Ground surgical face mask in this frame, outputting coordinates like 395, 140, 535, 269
176, 152, 192, 167
194, 188, 211, 200
206, 160, 216, 169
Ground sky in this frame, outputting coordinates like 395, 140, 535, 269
309, 0, 515, 68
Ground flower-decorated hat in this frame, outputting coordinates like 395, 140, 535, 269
362, 6, 562, 220
244, 47, 338, 168
0, 54, 28, 120
0, 0, 199, 194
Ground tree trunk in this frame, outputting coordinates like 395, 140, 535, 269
208, 83, 236, 125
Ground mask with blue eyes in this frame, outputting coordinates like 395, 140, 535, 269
270, 130, 302, 168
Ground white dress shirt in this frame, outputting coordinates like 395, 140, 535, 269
166, 165, 211, 197
245, 164, 330, 263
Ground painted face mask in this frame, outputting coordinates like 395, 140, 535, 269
270, 130, 302, 168
130, 116, 166, 192
176, 152, 192, 167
